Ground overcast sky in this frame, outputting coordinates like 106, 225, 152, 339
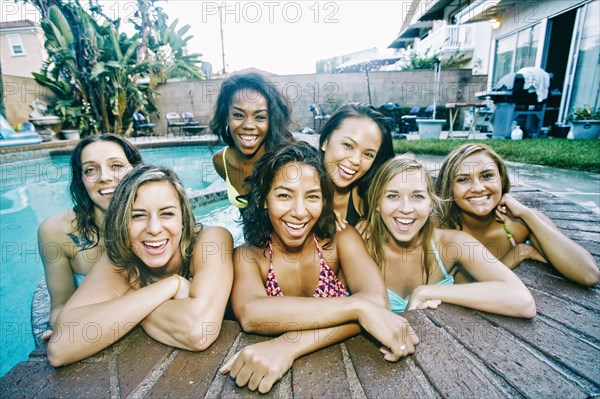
1, 0, 410, 75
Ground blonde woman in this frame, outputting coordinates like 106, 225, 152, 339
47, 165, 233, 366
362, 155, 536, 317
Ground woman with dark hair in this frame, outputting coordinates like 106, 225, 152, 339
47, 165, 233, 367
211, 73, 294, 208
319, 103, 394, 229
221, 142, 417, 394
436, 143, 598, 286
38, 134, 142, 340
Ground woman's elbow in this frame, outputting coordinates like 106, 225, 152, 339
579, 266, 600, 287
514, 291, 536, 319
47, 342, 69, 367
187, 322, 222, 351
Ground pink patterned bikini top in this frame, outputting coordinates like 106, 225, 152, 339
265, 235, 347, 298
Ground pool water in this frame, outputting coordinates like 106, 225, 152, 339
0, 145, 241, 377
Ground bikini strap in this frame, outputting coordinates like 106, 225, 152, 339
313, 234, 324, 263
430, 240, 450, 278
222, 147, 230, 180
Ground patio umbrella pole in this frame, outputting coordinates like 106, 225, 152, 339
433, 58, 441, 119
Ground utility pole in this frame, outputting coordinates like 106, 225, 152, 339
218, 5, 226, 74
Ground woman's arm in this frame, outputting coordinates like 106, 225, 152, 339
141, 226, 234, 350
232, 228, 417, 351
498, 194, 599, 286
408, 230, 536, 318
212, 149, 226, 180
38, 215, 77, 335
233, 228, 394, 333
47, 255, 181, 367
222, 228, 417, 394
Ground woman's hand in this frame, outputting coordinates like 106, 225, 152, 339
219, 339, 295, 394
516, 243, 547, 264
495, 194, 530, 222
42, 329, 53, 341
407, 285, 442, 311
334, 210, 348, 231
356, 301, 419, 362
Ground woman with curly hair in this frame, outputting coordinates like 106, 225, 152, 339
38, 134, 143, 340
221, 141, 418, 394
362, 155, 536, 316
211, 73, 294, 208
436, 143, 598, 286
47, 165, 233, 367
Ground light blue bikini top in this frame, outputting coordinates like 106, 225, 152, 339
387, 241, 454, 313
74, 273, 85, 287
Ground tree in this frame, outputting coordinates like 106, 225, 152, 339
28, 0, 203, 136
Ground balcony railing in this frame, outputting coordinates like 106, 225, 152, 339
445, 24, 473, 50
419, 24, 474, 53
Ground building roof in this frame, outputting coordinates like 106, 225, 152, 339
0, 20, 40, 30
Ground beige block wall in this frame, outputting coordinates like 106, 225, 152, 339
154, 70, 487, 134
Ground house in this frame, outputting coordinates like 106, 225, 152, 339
390, 0, 599, 133
1, 20, 50, 126
388, 0, 493, 75
0, 20, 46, 78
458, 0, 599, 126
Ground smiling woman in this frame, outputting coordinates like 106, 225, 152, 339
210, 73, 294, 208
223, 142, 418, 394
37, 134, 143, 341
46, 165, 233, 367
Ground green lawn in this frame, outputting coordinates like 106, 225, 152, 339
393, 139, 600, 173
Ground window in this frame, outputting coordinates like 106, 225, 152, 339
7, 34, 25, 56
492, 24, 540, 84
568, 0, 600, 114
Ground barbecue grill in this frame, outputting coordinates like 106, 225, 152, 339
476, 68, 552, 138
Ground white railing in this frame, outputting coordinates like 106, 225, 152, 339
444, 25, 473, 50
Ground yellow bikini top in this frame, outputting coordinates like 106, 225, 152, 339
222, 147, 248, 209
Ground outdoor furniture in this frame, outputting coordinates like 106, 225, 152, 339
4, 186, 598, 398
400, 106, 420, 133
165, 112, 186, 137
132, 112, 155, 138
309, 104, 331, 132
182, 124, 208, 137
377, 102, 400, 132
446, 102, 489, 139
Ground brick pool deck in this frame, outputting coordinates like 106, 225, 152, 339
1, 186, 599, 398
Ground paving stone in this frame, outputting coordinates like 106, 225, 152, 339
553, 219, 600, 233
147, 320, 241, 398
515, 262, 600, 312
426, 305, 588, 398
0, 361, 110, 399
408, 311, 519, 398
116, 327, 176, 397
345, 331, 434, 398
480, 311, 600, 392
527, 287, 600, 342
544, 211, 599, 223
219, 333, 281, 399
292, 344, 351, 399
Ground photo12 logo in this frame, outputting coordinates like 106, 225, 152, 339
201, 1, 340, 24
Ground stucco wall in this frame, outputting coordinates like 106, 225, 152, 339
0, 29, 46, 78
2, 74, 53, 126
154, 70, 487, 134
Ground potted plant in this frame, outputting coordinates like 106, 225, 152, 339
568, 104, 600, 139
53, 101, 83, 140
